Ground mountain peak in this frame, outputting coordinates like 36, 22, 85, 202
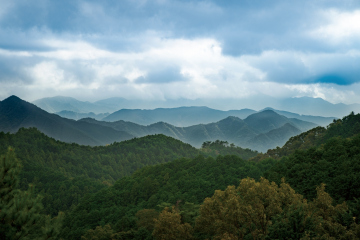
247, 109, 281, 120
218, 116, 242, 122
261, 107, 275, 111
3, 95, 22, 102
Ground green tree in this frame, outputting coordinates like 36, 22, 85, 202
0, 147, 63, 240
195, 177, 303, 239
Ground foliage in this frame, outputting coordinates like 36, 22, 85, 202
0, 148, 63, 240
61, 154, 275, 239
81, 225, 114, 240
195, 177, 303, 239
194, 178, 359, 240
0, 128, 201, 215
153, 207, 193, 240
201, 140, 258, 160
264, 134, 360, 203
251, 111, 360, 161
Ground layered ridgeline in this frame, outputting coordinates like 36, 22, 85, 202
252, 111, 360, 161
103, 106, 334, 127
0, 96, 133, 146
60, 112, 360, 240
34, 95, 357, 119
34, 96, 335, 126
0, 128, 257, 216
82, 110, 317, 152
1, 95, 319, 152
55, 110, 109, 121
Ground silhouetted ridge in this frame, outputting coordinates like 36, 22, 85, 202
0, 96, 134, 146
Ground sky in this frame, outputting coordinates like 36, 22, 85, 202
1, 0, 360, 106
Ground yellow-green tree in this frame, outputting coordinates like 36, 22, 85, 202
307, 184, 355, 239
136, 208, 159, 232
81, 224, 113, 240
195, 177, 304, 239
153, 206, 193, 240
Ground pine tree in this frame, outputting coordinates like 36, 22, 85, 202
0, 147, 63, 240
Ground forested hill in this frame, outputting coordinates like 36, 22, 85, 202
251, 111, 360, 161
60, 155, 276, 240
3, 113, 360, 239
60, 112, 360, 240
0, 127, 257, 216
0, 128, 199, 215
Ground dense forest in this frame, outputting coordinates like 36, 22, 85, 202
0, 128, 257, 217
1, 112, 360, 239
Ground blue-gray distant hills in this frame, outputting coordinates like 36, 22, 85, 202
102, 107, 256, 127
33, 96, 338, 127
102, 107, 334, 127
33, 96, 359, 119
2, 95, 324, 152
81, 110, 318, 152
0, 96, 133, 146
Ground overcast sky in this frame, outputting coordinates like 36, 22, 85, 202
1, 0, 360, 105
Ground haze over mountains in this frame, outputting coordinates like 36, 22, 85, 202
1, 95, 323, 152
0, 96, 133, 146
32, 96, 360, 118
81, 110, 311, 152
34, 96, 336, 127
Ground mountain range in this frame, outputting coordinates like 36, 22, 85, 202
32, 96, 360, 118
34, 96, 336, 127
0, 96, 133, 146
81, 109, 315, 152
1, 95, 323, 152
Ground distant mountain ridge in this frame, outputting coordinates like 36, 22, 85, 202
3, 96, 317, 151
32, 96, 359, 119
33, 96, 336, 127
102, 107, 257, 127
81, 110, 316, 152
55, 110, 109, 120
0, 96, 134, 146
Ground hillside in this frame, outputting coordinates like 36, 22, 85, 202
247, 123, 302, 152
0, 96, 134, 146
3, 112, 360, 239
60, 114, 360, 239
251, 111, 360, 161
103, 106, 256, 126
60, 155, 276, 240
262, 107, 336, 126
0, 128, 202, 215
83, 110, 317, 151
264, 134, 360, 202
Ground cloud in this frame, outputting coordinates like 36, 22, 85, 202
1, 0, 360, 106
309, 9, 360, 45
135, 66, 186, 84
243, 50, 360, 85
